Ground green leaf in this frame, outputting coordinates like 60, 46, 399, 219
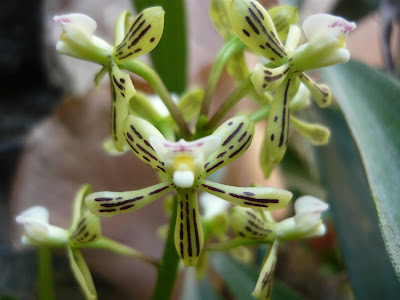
211, 252, 305, 300
321, 59, 400, 280
131, 0, 187, 93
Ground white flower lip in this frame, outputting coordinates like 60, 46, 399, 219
54, 14, 97, 40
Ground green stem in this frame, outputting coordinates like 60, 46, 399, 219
200, 37, 245, 116
152, 197, 180, 300
38, 247, 55, 300
86, 237, 160, 268
121, 60, 191, 140
250, 105, 271, 123
207, 237, 269, 252
205, 76, 253, 133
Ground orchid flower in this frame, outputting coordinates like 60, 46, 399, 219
85, 115, 293, 266
230, 195, 328, 300
16, 185, 101, 300
55, 9, 165, 152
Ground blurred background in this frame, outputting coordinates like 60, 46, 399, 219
1, 0, 399, 299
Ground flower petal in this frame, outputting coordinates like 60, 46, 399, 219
123, 116, 167, 173
202, 116, 255, 177
175, 189, 204, 267
299, 73, 332, 108
289, 83, 310, 112
70, 184, 92, 229
69, 211, 102, 247
114, 11, 131, 46
85, 181, 174, 217
54, 14, 97, 43
199, 180, 292, 210
178, 88, 204, 123
284, 24, 302, 52
210, 0, 235, 41
230, 0, 287, 64
67, 247, 97, 300
93, 65, 108, 88
251, 63, 290, 94
230, 206, 275, 240
262, 76, 299, 164
252, 240, 278, 300
110, 62, 136, 151
113, 7, 165, 63
269, 6, 298, 43
290, 115, 330, 146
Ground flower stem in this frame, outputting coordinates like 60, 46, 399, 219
207, 237, 268, 252
200, 36, 245, 117
121, 60, 191, 140
205, 76, 253, 133
250, 105, 271, 123
152, 197, 180, 300
86, 237, 160, 268
38, 246, 55, 300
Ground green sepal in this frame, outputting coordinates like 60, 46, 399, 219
299, 72, 332, 108
114, 11, 131, 46
69, 211, 102, 247
259, 134, 276, 178
230, 206, 275, 240
85, 181, 174, 217
203, 212, 229, 237
202, 116, 255, 177
199, 180, 292, 210
269, 6, 298, 43
227, 51, 250, 82
210, 0, 234, 41
284, 24, 302, 53
230, 0, 287, 65
93, 65, 108, 88
263, 76, 299, 164
251, 63, 290, 94
229, 245, 253, 264
103, 137, 130, 156
177, 88, 204, 122
289, 83, 311, 112
113, 7, 165, 63
252, 240, 278, 300
290, 115, 331, 146
123, 115, 167, 173
67, 247, 97, 300
175, 189, 204, 267
129, 92, 164, 124
71, 184, 92, 229
110, 61, 136, 151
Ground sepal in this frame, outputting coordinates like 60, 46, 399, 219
231, 207, 275, 239
299, 73, 332, 108
178, 88, 204, 123
289, 83, 310, 112
210, 0, 234, 41
69, 211, 102, 247
251, 63, 290, 94
114, 11, 131, 46
284, 24, 302, 53
290, 116, 330, 145
269, 6, 298, 43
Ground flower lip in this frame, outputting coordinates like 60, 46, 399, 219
53, 13, 97, 38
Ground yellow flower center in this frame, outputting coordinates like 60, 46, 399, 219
337, 35, 347, 48
173, 155, 195, 172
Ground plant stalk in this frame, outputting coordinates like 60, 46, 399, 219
38, 246, 55, 300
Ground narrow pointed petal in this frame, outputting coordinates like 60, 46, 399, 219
123, 116, 167, 174
103, 138, 130, 156
67, 247, 97, 300
85, 181, 174, 217
93, 65, 108, 88
175, 189, 204, 266
299, 72, 332, 108
230, 0, 287, 64
177, 88, 204, 122
263, 76, 299, 163
210, 0, 235, 41
231, 206, 275, 240
290, 115, 330, 145
252, 240, 278, 300
199, 180, 292, 210
71, 184, 92, 228
114, 11, 131, 46
251, 63, 290, 94
110, 62, 136, 151
284, 24, 302, 52
269, 6, 298, 43
69, 211, 102, 247
289, 83, 310, 112
114, 7, 165, 63
202, 116, 255, 177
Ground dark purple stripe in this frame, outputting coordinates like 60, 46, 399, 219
201, 183, 225, 194
223, 122, 244, 146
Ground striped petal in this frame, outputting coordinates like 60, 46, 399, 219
290, 115, 330, 146
175, 189, 204, 266
299, 72, 332, 108
230, 0, 287, 65
199, 180, 292, 210
230, 206, 275, 240
269, 6, 298, 43
123, 115, 167, 174
251, 63, 290, 94
67, 247, 97, 300
263, 76, 299, 164
252, 240, 278, 300
71, 184, 92, 229
114, 11, 131, 46
113, 7, 165, 63
69, 211, 102, 247
110, 61, 136, 151
85, 181, 174, 217
202, 116, 255, 177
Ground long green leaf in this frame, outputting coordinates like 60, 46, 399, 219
211, 253, 305, 300
131, 0, 187, 93
321, 59, 400, 280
